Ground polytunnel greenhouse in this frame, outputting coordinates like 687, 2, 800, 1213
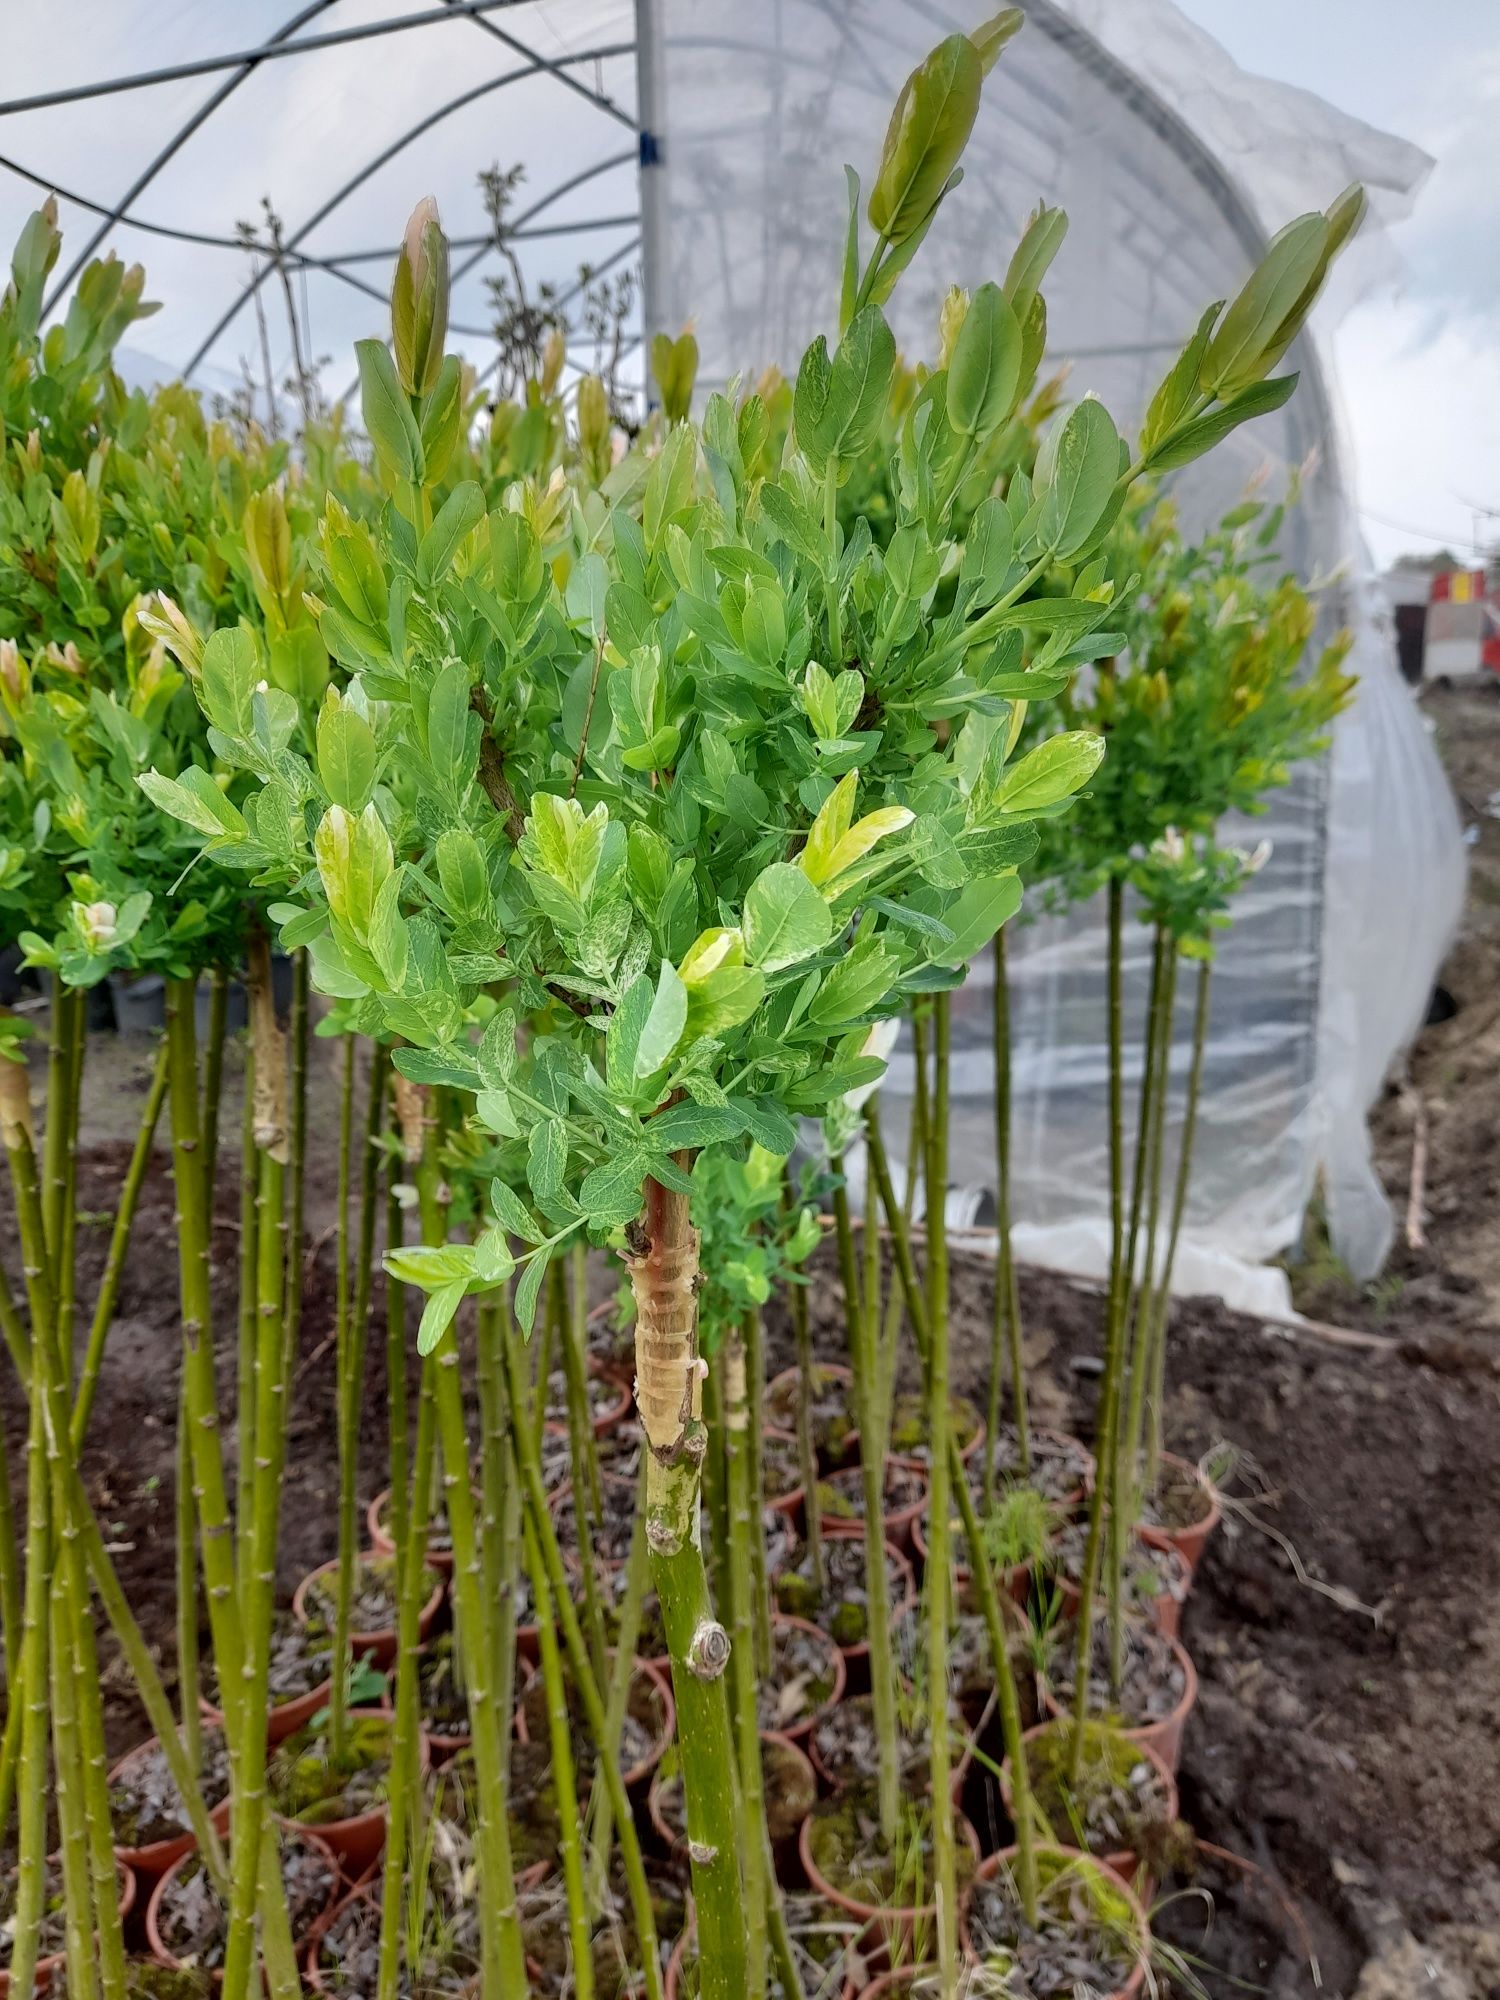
0, 6, 1486, 2000
0, 0, 1458, 1297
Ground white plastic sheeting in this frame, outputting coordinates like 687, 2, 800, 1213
645, 0, 1464, 1298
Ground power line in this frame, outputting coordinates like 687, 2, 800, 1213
1358, 506, 1488, 554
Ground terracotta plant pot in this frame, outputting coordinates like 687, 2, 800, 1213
762, 1614, 848, 1746
292, 1554, 445, 1668
765, 1362, 859, 1470
961, 1845, 1150, 1999
884, 1388, 987, 1473
146, 1827, 338, 1983
0, 1857, 135, 1997
977, 1425, 1096, 1512
365, 1487, 456, 1576
650, 1730, 817, 1881
1138, 1451, 1223, 1573
547, 1469, 640, 1574
761, 1425, 811, 1521
999, 1721, 1179, 1890
818, 1460, 929, 1555
421, 1648, 536, 1764
199, 1672, 335, 1749
271, 1709, 429, 1876
108, 1733, 233, 1880
301, 1872, 480, 1995
543, 1353, 634, 1442
772, 1536, 918, 1694
1042, 1629, 1199, 1776
665, 1925, 859, 2000
856, 1972, 960, 1999
516, 1654, 675, 1792
799, 1804, 980, 1951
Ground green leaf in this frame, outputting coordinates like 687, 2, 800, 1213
427, 659, 472, 793
735, 1099, 799, 1157
1003, 204, 1068, 317
366, 869, 409, 990
1144, 374, 1299, 473
1203, 213, 1327, 396
199, 626, 258, 737
995, 730, 1105, 813
418, 480, 484, 587
416, 1279, 466, 1356
391, 1045, 479, 1090
744, 863, 835, 973
606, 974, 653, 1096
1035, 398, 1123, 561
527, 1117, 567, 1207
514, 1246, 553, 1338
477, 1007, 518, 1088
387, 1243, 475, 1290
636, 961, 687, 1078
647, 1103, 747, 1151
137, 766, 248, 842
946, 282, 1023, 438
356, 338, 422, 483
489, 1178, 543, 1244
316, 691, 378, 811
932, 873, 1023, 966
1139, 300, 1222, 461
868, 32, 983, 244
795, 306, 896, 471
579, 1150, 650, 1230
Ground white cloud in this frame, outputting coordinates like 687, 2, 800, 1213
1334, 297, 1500, 567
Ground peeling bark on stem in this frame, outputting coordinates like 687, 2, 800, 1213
625, 1170, 746, 2000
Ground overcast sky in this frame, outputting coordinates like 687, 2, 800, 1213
1178, 0, 1500, 570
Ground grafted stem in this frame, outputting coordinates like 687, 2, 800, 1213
625, 1168, 744, 2000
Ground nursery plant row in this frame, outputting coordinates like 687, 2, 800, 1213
0, 9, 1359, 1997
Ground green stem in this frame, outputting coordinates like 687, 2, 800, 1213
744, 1297, 772, 1678
70, 1033, 169, 1449
50, 1579, 100, 2000
0, 1253, 28, 1382
332, 1038, 385, 1761
991, 927, 1028, 1491
377, 1313, 437, 2000
200, 964, 230, 1198
475, 1290, 518, 1769
504, 1325, 663, 2000
221, 937, 290, 2000
281, 951, 311, 1375
554, 1255, 607, 1682
724, 1323, 769, 1999
176, 1371, 203, 1776
1144, 959, 1211, 1492
235, 1047, 257, 1592
784, 1175, 823, 1591
1067, 881, 1129, 1780
823, 459, 844, 664
7, 1341, 48, 1999
832, 1155, 898, 1843
419, 1119, 530, 1997
0, 1406, 20, 1693
1118, 933, 1177, 1558
164, 978, 245, 1743
860, 1075, 1040, 1928
70, 1542, 129, 2000
522, 1511, 594, 2000
925, 992, 958, 1988
586, 1469, 648, 1898
5, 1086, 54, 2000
